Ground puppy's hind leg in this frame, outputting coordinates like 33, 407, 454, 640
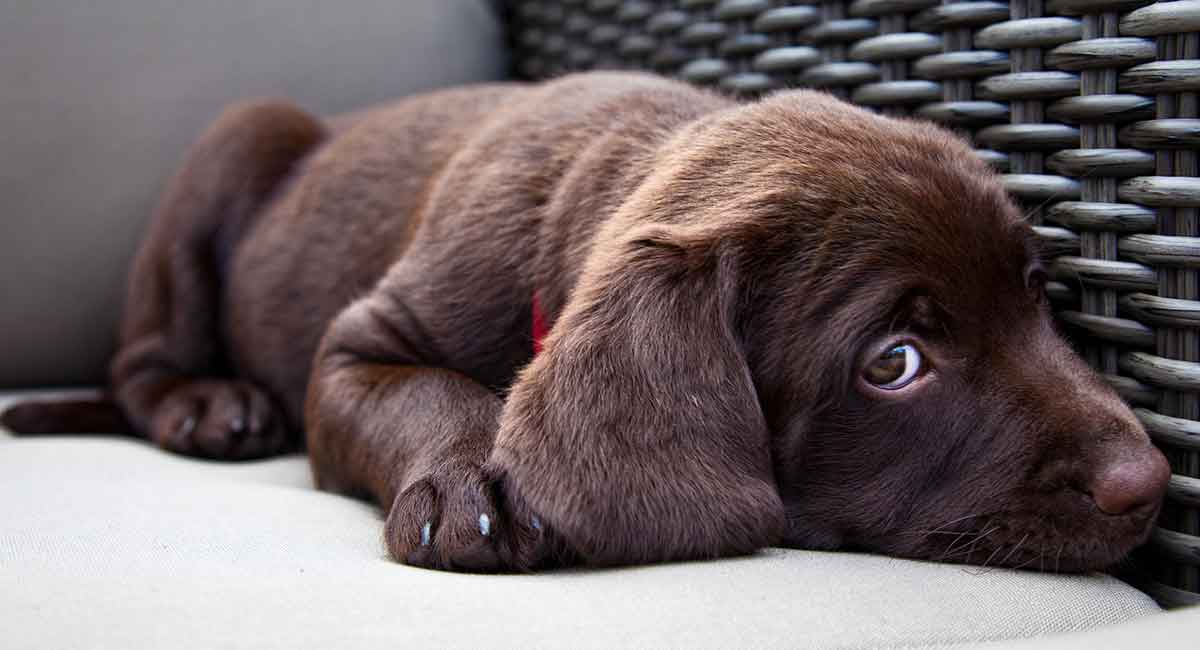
111, 100, 326, 459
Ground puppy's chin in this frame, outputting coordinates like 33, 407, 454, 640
783, 499, 1157, 572
824, 444, 1167, 572
895, 503, 1162, 573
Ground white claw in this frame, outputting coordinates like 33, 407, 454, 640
178, 417, 197, 437
479, 514, 491, 536
420, 522, 432, 546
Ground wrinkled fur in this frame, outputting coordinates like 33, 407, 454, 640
2, 72, 1169, 572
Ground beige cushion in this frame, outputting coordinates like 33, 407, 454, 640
0, 392, 1167, 649
969, 606, 1200, 650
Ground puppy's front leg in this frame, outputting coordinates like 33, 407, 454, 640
489, 222, 786, 566
305, 292, 546, 572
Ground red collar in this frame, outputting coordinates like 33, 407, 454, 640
532, 293, 549, 355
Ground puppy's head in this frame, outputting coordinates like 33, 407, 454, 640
496, 87, 1168, 571
704, 91, 1170, 571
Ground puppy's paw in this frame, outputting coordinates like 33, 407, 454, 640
150, 380, 287, 459
385, 463, 553, 572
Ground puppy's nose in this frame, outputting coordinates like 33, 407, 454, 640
1089, 449, 1171, 516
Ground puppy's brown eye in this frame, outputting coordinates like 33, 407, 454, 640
863, 343, 923, 389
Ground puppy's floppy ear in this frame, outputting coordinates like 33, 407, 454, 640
491, 222, 785, 566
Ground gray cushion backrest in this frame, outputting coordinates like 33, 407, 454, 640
0, 0, 508, 388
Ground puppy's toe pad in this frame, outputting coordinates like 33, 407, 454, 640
386, 468, 508, 573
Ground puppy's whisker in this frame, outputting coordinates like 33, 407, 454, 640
924, 512, 991, 536
1011, 548, 1043, 572
908, 513, 995, 563
938, 530, 978, 561
977, 540, 1009, 573
941, 525, 998, 561
998, 533, 1030, 568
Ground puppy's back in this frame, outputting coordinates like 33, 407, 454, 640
229, 73, 734, 423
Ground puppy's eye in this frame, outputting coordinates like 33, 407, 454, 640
863, 343, 923, 389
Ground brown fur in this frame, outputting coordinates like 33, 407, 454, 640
2, 72, 1169, 572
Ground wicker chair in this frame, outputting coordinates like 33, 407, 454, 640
509, 0, 1200, 607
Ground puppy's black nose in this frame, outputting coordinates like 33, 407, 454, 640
1089, 448, 1171, 516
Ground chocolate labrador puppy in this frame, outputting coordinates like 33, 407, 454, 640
3, 72, 1170, 573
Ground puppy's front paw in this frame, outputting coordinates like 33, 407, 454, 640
385, 463, 553, 572
150, 380, 287, 459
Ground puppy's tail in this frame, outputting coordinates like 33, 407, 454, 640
0, 396, 133, 435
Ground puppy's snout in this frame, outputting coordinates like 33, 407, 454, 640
1088, 448, 1170, 516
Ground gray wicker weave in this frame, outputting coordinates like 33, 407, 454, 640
509, 0, 1200, 607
